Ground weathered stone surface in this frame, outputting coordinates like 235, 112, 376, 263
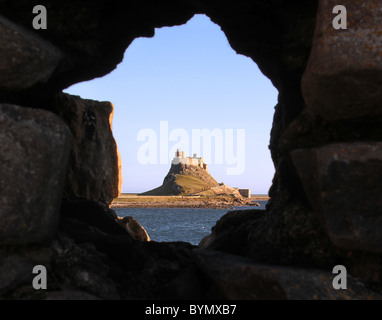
291, 142, 382, 253
45, 290, 101, 300
279, 110, 382, 153
117, 216, 151, 241
199, 205, 338, 269
56, 209, 207, 300
54, 93, 122, 206
0, 254, 34, 295
60, 200, 131, 237
302, 0, 382, 120
193, 249, 382, 300
0, 14, 62, 97
0, 104, 71, 245
49, 232, 120, 300
0, 231, 121, 300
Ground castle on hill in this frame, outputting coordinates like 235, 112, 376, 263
172, 149, 209, 172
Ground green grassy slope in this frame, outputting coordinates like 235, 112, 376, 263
141, 174, 212, 196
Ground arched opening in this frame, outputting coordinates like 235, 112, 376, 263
64, 14, 278, 244
2, 0, 381, 300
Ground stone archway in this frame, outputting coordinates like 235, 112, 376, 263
0, 0, 381, 299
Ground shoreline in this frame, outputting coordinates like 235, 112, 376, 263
110, 194, 270, 209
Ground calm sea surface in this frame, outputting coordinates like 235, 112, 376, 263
114, 201, 267, 245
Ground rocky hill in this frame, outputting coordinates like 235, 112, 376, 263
141, 163, 220, 196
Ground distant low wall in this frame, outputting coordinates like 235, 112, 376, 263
238, 189, 251, 198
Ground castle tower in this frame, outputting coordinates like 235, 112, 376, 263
171, 150, 208, 171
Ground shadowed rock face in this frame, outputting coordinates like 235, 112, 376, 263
0, 14, 62, 96
117, 216, 151, 242
292, 143, 382, 253
0, 104, 71, 245
53, 93, 122, 207
302, 0, 382, 121
0, 0, 382, 299
192, 249, 382, 300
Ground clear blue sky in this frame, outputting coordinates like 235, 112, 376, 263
64, 14, 278, 195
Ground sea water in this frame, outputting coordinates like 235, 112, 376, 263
114, 201, 267, 245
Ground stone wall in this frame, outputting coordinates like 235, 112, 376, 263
0, 0, 381, 299
238, 189, 251, 198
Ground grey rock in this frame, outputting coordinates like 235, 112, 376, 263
301, 0, 382, 120
50, 233, 120, 300
291, 142, 382, 253
45, 290, 101, 300
0, 254, 35, 295
192, 249, 382, 300
117, 216, 151, 241
54, 93, 122, 206
0, 14, 62, 96
0, 104, 71, 245
198, 205, 337, 269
